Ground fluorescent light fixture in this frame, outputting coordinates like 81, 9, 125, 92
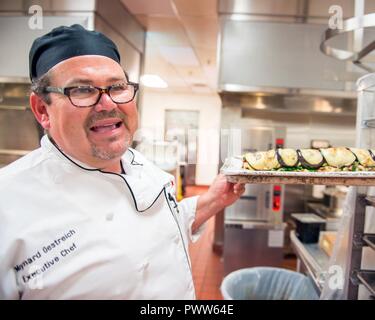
140, 74, 168, 88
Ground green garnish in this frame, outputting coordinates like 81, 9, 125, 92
352, 161, 358, 171
276, 166, 306, 171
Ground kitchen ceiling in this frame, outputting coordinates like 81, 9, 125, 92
121, 0, 218, 93
121, 0, 375, 94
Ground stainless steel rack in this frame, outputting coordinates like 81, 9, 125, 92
290, 230, 329, 295
320, 12, 375, 73
346, 192, 375, 299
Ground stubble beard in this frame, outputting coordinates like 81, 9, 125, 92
85, 109, 132, 161
90, 134, 132, 160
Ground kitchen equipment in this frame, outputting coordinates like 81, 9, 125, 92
306, 202, 341, 231
339, 73, 375, 300
0, 82, 41, 167
291, 213, 326, 244
164, 110, 199, 186
312, 185, 325, 199
322, 187, 348, 217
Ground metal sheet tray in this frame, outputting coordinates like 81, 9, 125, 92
221, 157, 375, 186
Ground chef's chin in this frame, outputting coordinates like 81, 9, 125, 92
90, 136, 132, 161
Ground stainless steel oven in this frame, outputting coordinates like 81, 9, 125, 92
0, 81, 41, 168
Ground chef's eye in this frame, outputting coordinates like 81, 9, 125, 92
70, 86, 97, 98
111, 83, 128, 92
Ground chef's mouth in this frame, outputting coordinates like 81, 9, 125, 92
89, 121, 124, 133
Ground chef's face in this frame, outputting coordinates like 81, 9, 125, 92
33, 55, 138, 169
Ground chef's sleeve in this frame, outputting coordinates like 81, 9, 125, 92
178, 195, 207, 243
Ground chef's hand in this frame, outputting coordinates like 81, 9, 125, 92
192, 174, 245, 233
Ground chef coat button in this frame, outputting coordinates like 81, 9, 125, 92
106, 212, 114, 221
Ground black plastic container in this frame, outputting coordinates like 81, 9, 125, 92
291, 213, 326, 243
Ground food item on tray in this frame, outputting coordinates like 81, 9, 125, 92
297, 149, 324, 169
243, 147, 375, 172
244, 149, 280, 170
350, 148, 375, 167
277, 149, 298, 167
320, 147, 356, 168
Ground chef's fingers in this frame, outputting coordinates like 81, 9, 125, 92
233, 183, 246, 195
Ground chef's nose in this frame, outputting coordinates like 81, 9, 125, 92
93, 91, 117, 112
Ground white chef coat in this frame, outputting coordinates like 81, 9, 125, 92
0, 135, 205, 300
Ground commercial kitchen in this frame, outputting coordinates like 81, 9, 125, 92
0, 0, 375, 300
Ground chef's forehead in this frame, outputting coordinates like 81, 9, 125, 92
46, 55, 128, 84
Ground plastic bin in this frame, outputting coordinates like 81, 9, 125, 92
220, 267, 319, 300
292, 213, 326, 243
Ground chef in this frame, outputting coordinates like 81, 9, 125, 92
0, 24, 245, 299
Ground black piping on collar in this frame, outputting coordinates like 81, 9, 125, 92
127, 149, 143, 166
47, 135, 143, 169
47, 135, 164, 213
120, 161, 126, 174
46, 136, 192, 273
48, 135, 98, 172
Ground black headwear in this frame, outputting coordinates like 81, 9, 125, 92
29, 24, 121, 80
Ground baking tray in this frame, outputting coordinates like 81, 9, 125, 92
221, 157, 375, 186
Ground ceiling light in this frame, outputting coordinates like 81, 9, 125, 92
140, 74, 168, 88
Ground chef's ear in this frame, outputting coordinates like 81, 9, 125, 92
30, 92, 51, 130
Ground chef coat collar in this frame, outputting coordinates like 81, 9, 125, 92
40, 135, 172, 213
40, 135, 143, 173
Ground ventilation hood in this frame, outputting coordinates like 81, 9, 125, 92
217, 0, 374, 99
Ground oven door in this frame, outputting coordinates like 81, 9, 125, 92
225, 184, 271, 222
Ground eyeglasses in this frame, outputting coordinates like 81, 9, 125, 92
43, 82, 139, 108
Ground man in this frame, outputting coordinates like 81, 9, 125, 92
0, 25, 245, 299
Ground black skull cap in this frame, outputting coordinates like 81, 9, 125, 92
29, 24, 121, 80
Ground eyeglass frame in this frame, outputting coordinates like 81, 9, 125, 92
41, 81, 139, 108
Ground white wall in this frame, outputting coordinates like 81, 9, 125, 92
139, 89, 221, 185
